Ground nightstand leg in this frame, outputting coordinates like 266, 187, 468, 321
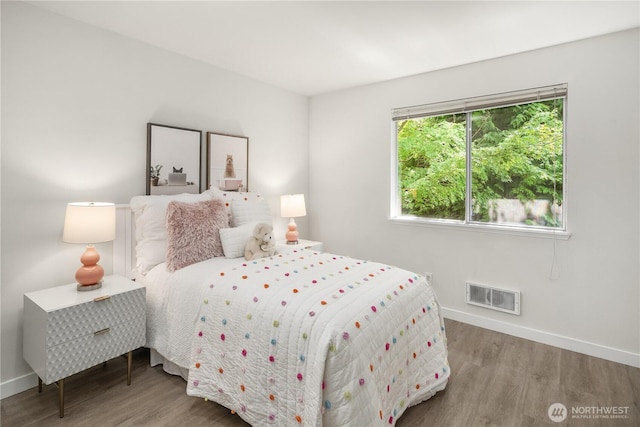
127, 351, 132, 385
58, 378, 65, 418
38, 377, 42, 393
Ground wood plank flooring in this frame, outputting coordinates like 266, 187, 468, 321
2, 319, 638, 426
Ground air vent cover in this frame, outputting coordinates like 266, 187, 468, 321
466, 282, 520, 315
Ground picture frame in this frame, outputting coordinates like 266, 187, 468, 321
147, 123, 202, 195
206, 132, 249, 192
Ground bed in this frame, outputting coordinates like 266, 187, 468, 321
120, 189, 449, 426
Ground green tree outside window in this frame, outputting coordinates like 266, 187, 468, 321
397, 99, 563, 228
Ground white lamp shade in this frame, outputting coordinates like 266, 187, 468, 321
280, 194, 306, 218
62, 202, 116, 244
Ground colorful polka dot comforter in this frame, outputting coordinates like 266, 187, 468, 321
148, 249, 449, 426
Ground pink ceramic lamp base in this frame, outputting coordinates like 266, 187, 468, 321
285, 219, 299, 245
75, 245, 104, 291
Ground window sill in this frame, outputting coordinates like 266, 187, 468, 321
389, 216, 571, 240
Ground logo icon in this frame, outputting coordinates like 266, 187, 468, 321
548, 403, 568, 422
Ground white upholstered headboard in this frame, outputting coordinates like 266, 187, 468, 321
113, 204, 136, 279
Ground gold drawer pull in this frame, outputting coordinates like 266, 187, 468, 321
93, 295, 111, 302
94, 328, 110, 336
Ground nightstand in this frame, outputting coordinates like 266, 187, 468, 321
23, 275, 145, 417
277, 239, 323, 254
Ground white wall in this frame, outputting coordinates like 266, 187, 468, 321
1, 1, 309, 396
309, 29, 639, 366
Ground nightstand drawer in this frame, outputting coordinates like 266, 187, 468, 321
43, 318, 145, 384
44, 288, 145, 347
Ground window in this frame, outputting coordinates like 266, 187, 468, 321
392, 84, 567, 234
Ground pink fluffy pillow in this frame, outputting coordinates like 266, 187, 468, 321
166, 199, 229, 271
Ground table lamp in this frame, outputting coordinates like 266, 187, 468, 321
62, 202, 116, 291
280, 194, 306, 245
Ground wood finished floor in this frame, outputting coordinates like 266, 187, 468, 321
2, 319, 638, 426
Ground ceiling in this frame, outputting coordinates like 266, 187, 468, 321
26, 1, 640, 96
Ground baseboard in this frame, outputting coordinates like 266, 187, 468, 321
1, 371, 38, 400
442, 307, 640, 368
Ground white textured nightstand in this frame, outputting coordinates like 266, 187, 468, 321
23, 275, 145, 417
277, 239, 323, 254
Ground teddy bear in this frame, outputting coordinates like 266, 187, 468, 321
244, 222, 277, 260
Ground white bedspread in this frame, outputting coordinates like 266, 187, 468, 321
143, 257, 241, 370
143, 249, 449, 426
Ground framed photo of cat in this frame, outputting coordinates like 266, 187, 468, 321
147, 123, 202, 195
206, 132, 249, 192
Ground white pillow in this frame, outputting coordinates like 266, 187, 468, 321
231, 198, 272, 227
208, 189, 266, 223
219, 222, 259, 258
207, 188, 273, 227
130, 191, 214, 275
208, 188, 265, 203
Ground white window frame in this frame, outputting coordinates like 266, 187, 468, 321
390, 84, 571, 239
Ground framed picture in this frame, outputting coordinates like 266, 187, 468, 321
206, 132, 249, 192
147, 123, 202, 195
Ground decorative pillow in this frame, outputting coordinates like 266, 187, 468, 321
165, 199, 229, 271
130, 192, 214, 275
231, 198, 272, 227
219, 222, 259, 258
209, 189, 265, 219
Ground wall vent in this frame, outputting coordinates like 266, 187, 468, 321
466, 282, 521, 315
